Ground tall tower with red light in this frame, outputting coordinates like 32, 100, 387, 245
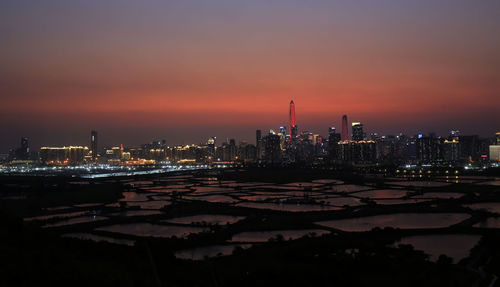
289, 100, 298, 139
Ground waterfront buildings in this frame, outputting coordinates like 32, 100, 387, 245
39, 146, 89, 165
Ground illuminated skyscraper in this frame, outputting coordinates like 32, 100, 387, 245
416, 135, 443, 163
279, 126, 287, 149
91, 130, 98, 161
489, 132, 500, 162
328, 127, 341, 161
450, 130, 460, 137
289, 101, 296, 129
341, 115, 348, 141
352, 122, 364, 141
289, 100, 298, 139
443, 138, 459, 162
207, 137, 216, 161
279, 126, 287, 138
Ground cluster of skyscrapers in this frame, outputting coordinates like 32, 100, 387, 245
3, 100, 500, 169
254, 101, 376, 165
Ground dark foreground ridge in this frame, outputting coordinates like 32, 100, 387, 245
1, 168, 500, 287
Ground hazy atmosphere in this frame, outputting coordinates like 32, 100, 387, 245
2, 0, 499, 151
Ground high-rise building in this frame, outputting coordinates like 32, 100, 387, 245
451, 130, 460, 137
217, 139, 237, 162
313, 134, 322, 145
341, 115, 348, 141
279, 126, 287, 150
15, 137, 30, 160
21, 137, 29, 154
227, 139, 236, 160
112, 146, 122, 160
489, 132, 500, 162
279, 126, 287, 139
90, 130, 98, 161
443, 138, 459, 162
256, 130, 262, 160
369, 133, 379, 141
40, 147, 66, 164
256, 130, 262, 145
39, 146, 89, 165
206, 137, 216, 161
328, 128, 341, 162
416, 135, 443, 163
458, 135, 479, 161
263, 133, 282, 164
337, 141, 376, 163
328, 127, 336, 136
491, 146, 500, 161
352, 122, 364, 141
289, 100, 298, 139
237, 141, 257, 162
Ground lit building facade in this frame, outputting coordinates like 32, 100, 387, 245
39, 146, 89, 165
416, 135, 443, 163
490, 132, 500, 162
443, 139, 460, 162
90, 130, 98, 161
337, 141, 376, 164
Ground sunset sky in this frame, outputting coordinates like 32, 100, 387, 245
1, 0, 499, 152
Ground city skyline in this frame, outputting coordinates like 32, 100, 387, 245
1, 103, 499, 154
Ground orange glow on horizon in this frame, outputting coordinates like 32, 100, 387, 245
1, 0, 499, 150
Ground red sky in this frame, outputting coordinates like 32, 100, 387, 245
1, 0, 499, 151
